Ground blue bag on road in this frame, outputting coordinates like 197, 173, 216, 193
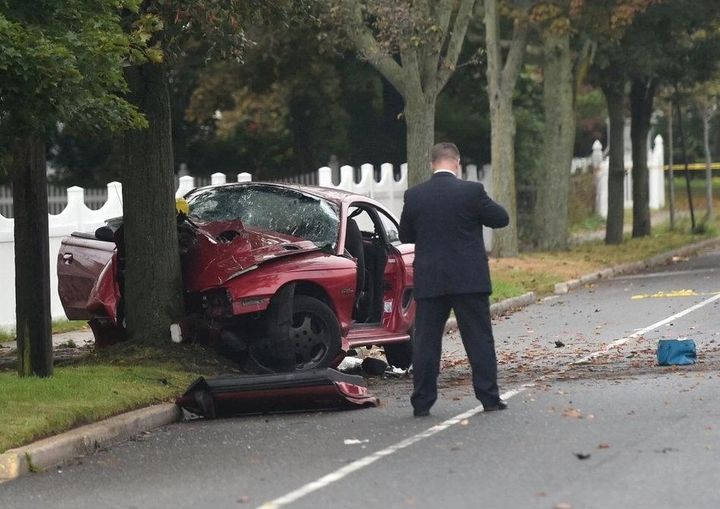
657, 339, 697, 366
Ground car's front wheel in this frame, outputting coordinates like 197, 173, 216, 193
288, 295, 342, 370
250, 295, 342, 372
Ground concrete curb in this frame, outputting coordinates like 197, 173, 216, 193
554, 237, 720, 295
444, 291, 537, 332
0, 403, 181, 481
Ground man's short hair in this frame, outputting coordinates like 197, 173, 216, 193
431, 142, 460, 163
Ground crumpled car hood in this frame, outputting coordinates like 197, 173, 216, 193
181, 219, 320, 291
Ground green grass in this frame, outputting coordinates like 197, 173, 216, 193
0, 365, 197, 453
491, 222, 717, 301
0, 320, 89, 343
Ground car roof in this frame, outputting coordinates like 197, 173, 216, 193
188, 181, 377, 209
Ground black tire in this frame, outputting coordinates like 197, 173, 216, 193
383, 327, 414, 369
286, 295, 342, 371
249, 295, 342, 372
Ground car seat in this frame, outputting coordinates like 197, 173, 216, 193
344, 218, 366, 317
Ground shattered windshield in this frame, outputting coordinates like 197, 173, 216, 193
186, 185, 340, 248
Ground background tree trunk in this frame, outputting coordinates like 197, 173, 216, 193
405, 95, 436, 187
667, 102, 675, 229
121, 63, 184, 344
701, 109, 714, 220
629, 78, 657, 237
602, 84, 626, 245
484, 0, 527, 257
10, 136, 53, 377
533, 33, 575, 250
489, 97, 519, 255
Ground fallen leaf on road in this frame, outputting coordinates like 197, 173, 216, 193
562, 407, 583, 419
554, 503, 572, 509
597, 443, 610, 449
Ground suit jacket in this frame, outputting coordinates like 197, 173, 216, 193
399, 172, 509, 299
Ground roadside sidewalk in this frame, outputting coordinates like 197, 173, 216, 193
570, 209, 686, 244
0, 328, 95, 353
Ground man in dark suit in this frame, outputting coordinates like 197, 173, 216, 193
399, 142, 509, 417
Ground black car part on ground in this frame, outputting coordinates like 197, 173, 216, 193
176, 368, 379, 418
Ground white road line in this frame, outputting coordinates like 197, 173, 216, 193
256, 292, 720, 509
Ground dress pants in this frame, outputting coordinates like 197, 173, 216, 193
411, 292, 500, 412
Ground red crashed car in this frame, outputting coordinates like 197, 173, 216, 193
58, 182, 416, 371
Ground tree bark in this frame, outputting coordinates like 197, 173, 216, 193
484, 0, 527, 257
489, 96, 520, 255
667, 102, 675, 229
702, 109, 714, 220
120, 63, 184, 344
405, 94, 436, 187
533, 33, 575, 250
10, 136, 53, 377
602, 83, 626, 245
629, 78, 657, 237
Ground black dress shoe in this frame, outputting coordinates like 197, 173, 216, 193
483, 400, 508, 412
413, 408, 431, 417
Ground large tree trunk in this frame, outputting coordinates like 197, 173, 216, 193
484, 0, 527, 257
602, 84, 626, 245
10, 136, 53, 377
121, 63, 184, 344
629, 78, 657, 237
404, 94, 436, 187
533, 33, 574, 250
489, 96, 519, 255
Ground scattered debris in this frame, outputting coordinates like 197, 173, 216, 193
459, 419, 470, 426
597, 443, 610, 449
562, 407, 583, 419
574, 452, 591, 460
555, 340, 566, 348
657, 338, 696, 366
343, 439, 370, 445
361, 357, 388, 376
237, 496, 251, 504
176, 369, 379, 418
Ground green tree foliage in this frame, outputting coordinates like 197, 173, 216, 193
0, 0, 144, 376
321, 0, 477, 186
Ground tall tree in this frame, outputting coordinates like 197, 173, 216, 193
118, 1, 268, 344
581, 0, 658, 244
0, 0, 144, 376
484, 0, 529, 256
620, 0, 720, 237
526, 2, 595, 250
325, 0, 477, 186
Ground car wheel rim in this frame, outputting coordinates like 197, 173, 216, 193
290, 313, 330, 369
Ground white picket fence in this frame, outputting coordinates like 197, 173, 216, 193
592, 135, 666, 218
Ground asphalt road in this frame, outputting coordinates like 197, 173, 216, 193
2, 247, 719, 509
